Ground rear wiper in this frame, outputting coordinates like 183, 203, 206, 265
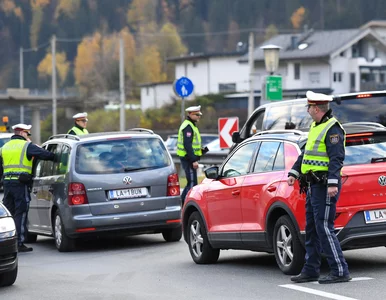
370, 157, 386, 163
123, 166, 158, 172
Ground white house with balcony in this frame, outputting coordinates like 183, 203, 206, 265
140, 20, 386, 111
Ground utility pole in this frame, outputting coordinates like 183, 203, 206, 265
52, 35, 57, 135
248, 32, 255, 117
19, 47, 24, 123
119, 37, 125, 131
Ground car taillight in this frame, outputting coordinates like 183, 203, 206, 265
167, 173, 180, 196
356, 93, 372, 98
68, 183, 89, 205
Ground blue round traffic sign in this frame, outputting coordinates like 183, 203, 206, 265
174, 77, 194, 98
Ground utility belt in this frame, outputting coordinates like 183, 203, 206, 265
301, 171, 328, 185
3, 173, 33, 184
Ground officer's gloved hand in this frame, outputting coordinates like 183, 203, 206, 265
201, 146, 209, 155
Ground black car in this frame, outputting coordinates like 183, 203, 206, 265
0, 202, 18, 287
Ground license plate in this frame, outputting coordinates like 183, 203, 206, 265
364, 209, 386, 224
109, 187, 148, 200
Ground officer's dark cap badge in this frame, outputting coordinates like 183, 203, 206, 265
330, 134, 339, 144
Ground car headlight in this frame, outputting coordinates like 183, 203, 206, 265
0, 217, 16, 238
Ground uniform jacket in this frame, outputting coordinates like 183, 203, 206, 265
180, 116, 201, 163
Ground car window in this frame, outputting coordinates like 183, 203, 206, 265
221, 142, 259, 178
0, 137, 10, 148
344, 133, 386, 165
253, 141, 282, 173
76, 137, 171, 174
57, 144, 70, 175
40, 144, 60, 177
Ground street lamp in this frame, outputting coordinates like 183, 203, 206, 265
260, 44, 281, 75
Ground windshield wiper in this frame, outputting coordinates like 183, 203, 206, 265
370, 157, 386, 163
123, 166, 158, 172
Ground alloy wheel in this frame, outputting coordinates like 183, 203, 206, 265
275, 224, 294, 267
189, 219, 204, 258
55, 215, 62, 247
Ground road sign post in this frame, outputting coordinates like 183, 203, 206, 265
218, 117, 239, 149
266, 75, 282, 101
173, 77, 194, 123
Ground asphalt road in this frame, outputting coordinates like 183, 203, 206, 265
1, 233, 386, 300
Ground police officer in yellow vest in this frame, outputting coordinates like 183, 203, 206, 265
288, 91, 351, 284
177, 105, 208, 206
0, 124, 56, 252
68, 112, 89, 135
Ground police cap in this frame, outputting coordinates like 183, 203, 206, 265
185, 105, 202, 115
73, 112, 88, 121
306, 91, 333, 105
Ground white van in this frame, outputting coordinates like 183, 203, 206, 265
232, 90, 386, 145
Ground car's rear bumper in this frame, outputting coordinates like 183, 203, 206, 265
337, 212, 386, 250
0, 235, 18, 273
67, 206, 182, 238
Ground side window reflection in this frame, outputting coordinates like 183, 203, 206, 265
222, 142, 258, 178
253, 141, 281, 173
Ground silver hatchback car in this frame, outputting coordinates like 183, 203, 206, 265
27, 129, 182, 252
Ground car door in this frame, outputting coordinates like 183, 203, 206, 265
29, 158, 46, 232
240, 141, 286, 247
206, 142, 259, 245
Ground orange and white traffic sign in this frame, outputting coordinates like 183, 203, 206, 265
218, 117, 239, 149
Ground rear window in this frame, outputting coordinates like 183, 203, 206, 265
344, 133, 386, 165
263, 94, 386, 131
75, 137, 171, 174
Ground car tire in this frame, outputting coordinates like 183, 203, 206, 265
273, 215, 305, 275
162, 225, 182, 242
187, 211, 219, 264
0, 261, 17, 287
53, 211, 75, 252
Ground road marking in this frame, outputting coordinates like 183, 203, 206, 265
280, 284, 358, 300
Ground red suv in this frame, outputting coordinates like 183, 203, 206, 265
182, 123, 386, 275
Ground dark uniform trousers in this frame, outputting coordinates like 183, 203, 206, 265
3, 179, 31, 246
302, 180, 349, 277
180, 159, 198, 206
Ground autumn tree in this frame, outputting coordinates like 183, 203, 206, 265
37, 51, 70, 87
265, 24, 279, 41
227, 20, 241, 52
291, 6, 306, 29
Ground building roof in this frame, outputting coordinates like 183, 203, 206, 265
167, 50, 247, 63
239, 28, 365, 62
138, 81, 173, 88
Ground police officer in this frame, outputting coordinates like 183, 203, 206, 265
68, 112, 89, 135
288, 91, 351, 284
0, 124, 56, 252
177, 105, 208, 206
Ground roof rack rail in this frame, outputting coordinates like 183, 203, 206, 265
127, 128, 154, 134
48, 134, 81, 141
253, 129, 305, 136
342, 122, 385, 128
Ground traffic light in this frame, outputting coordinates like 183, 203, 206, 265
2, 116, 10, 132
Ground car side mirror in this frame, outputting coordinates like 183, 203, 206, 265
232, 131, 241, 143
204, 166, 219, 179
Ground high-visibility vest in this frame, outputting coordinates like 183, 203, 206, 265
68, 126, 89, 135
1, 139, 33, 175
176, 120, 202, 157
301, 117, 345, 174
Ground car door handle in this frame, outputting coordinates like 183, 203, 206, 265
232, 190, 240, 196
267, 186, 276, 192
32, 189, 38, 194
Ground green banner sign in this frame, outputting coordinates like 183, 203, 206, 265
266, 75, 282, 101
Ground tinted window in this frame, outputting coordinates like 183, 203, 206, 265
345, 134, 386, 165
222, 142, 259, 178
57, 145, 70, 175
253, 142, 281, 173
76, 137, 171, 174
41, 144, 60, 177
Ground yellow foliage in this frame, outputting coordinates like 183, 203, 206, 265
291, 6, 306, 29
135, 45, 166, 84
0, 0, 15, 13
127, 0, 156, 31
55, 0, 80, 19
37, 52, 70, 84
13, 6, 23, 19
30, 0, 50, 9
30, 8, 43, 48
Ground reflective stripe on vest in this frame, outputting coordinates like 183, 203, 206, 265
301, 117, 345, 174
176, 120, 202, 157
68, 126, 89, 135
1, 139, 33, 174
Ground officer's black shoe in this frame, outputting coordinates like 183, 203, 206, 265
18, 244, 33, 252
290, 273, 319, 283
318, 274, 352, 284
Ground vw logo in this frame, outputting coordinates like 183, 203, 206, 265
123, 176, 132, 185
378, 175, 386, 186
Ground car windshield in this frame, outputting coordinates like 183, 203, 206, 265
264, 95, 386, 131
75, 137, 171, 174
345, 133, 386, 165
0, 137, 11, 148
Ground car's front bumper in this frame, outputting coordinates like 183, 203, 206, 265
0, 235, 18, 273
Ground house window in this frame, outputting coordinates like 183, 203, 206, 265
333, 72, 343, 82
294, 63, 300, 80
219, 83, 236, 93
192, 61, 198, 67
146, 87, 149, 95
350, 73, 356, 90
380, 73, 385, 83
309, 72, 320, 84
340, 51, 345, 57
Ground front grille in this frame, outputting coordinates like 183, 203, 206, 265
0, 253, 17, 267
